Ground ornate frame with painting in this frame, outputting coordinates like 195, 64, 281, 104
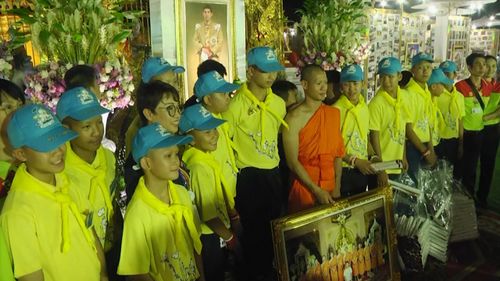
272, 187, 399, 281
175, 0, 236, 99
405, 43, 419, 67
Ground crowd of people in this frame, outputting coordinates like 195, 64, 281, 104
0, 45, 498, 281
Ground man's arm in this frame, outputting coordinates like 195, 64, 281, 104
195, 253, 205, 281
369, 130, 388, 186
405, 123, 436, 166
283, 112, 333, 204
333, 157, 342, 199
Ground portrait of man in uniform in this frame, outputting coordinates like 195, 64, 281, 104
193, 5, 224, 63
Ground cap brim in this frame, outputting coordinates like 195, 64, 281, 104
412, 59, 434, 68
152, 134, 193, 150
25, 126, 78, 152
340, 75, 363, 83
168, 66, 185, 73
194, 118, 226, 131
377, 69, 400, 75
215, 82, 240, 94
257, 62, 285, 73
70, 106, 110, 121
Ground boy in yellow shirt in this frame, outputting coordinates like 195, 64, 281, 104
369, 57, 409, 184
56, 87, 115, 249
221, 46, 287, 279
180, 103, 239, 281
1, 104, 105, 281
118, 123, 203, 281
334, 64, 377, 196
435, 62, 465, 178
192, 70, 240, 209
426, 69, 448, 148
404, 53, 437, 183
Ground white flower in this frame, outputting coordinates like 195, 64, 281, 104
104, 62, 113, 74
40, 70, 49, 79
78, 60, 85, 65
100, 84, 106, 93
34, 84, 43, 92
127, 84, 135, 92
106, 90, 114, 98
65, 63, 73, 69
100, 75, 109, 82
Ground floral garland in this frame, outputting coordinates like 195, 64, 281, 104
296, 43, 371, 72
0, 40, 14, 80
25, 60, 134, 112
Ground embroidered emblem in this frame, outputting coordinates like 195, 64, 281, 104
78, 88, 94, 105
155, 124, 172, 137
347, 65, 356, 74
212, 71, 223, 81
199, 106, 211, 118
382, 59, 391, 68
266, 49, 276, 61
32, 107, 54, 128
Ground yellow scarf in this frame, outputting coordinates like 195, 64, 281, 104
135, 177, 202, 255
240, 83, 289, 146
213, 112, 238, 174
183, 147, 233, 220
443, 87, 461, 129
378, 87, 410, 132
66, 143, 114, 221
11, 164, 95, 253
431, 97, 445, 144
337, 95, 367, 138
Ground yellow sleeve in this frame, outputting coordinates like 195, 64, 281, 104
104, 148, 117, 196
0, 225, 14, 281
1, 211, 42, 278
221, 97, 241, 138
117, 206, 150, 276
189, 165, 219, 223
368, 99, 382, 131
457, 93, 466, 118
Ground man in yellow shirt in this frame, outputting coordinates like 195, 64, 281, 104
1, 104, 105, 281
221, 46, 287, 279
369, 57, 409, 183
426, 69, 448, 147
403, 53, 437, 184
56, 87, 115, 249
118, 123, 204, 281
436, 62, 465, 178
334, 64, 377, 196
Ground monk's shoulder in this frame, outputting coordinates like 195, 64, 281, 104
322, 105, 341, 118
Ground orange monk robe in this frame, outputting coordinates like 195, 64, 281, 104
363, 246, 372, 272
329, 256, 339, 281
358, 249, 365, 276
351, 251, 359, 277
337, 255, 345, 281
321, 259, 331, 281
288, 105, 345, 213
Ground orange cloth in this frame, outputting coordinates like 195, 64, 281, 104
288, 105, 345, 213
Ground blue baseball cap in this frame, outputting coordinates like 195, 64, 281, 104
439, 60, 457, 73
377, 57, 402, 75
141, 57, 185, 83
247, 46, 284, 73
194, 71, 240, 99
427, 68, 454, 86
411, 52, 434, 68
56, 87, 109, 121
340, 64, 364, 83
132, 123, 193, 163
179, 103, 225, 133
8, 104, 78, 152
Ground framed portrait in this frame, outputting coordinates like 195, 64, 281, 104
452, 45, 465, 72
405, 43, 419, 66
272, 188, 399, 281
176, 0, 236, 99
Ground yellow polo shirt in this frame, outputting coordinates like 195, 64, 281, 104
0, 164, 100, 281
65, 143, 116, 248
333, 95, 370, 166
484, 91, 500, 126
403, 78, 433, 143
118, 177, 202, 281
211, 112, 238, 200
369, 87, 410, 174
436, 86, 465, 139
221, 83, 287, 169
183, 147, 231, 235
0, 225, 14, 281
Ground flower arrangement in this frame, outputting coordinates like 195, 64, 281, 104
295, 0, 369, 70
0, 39, 14, 80
25, 60, 134, 112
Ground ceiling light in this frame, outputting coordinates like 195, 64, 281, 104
429, 5, 437, 14
381, 0, 387, 7
487, 22, 492, 27
490, 15, 495, 20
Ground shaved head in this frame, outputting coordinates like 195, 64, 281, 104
301, 64, 325, 82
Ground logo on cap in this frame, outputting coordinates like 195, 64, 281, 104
266, 49, 277, 61
33, 107, 55, 129
347, 65, 356, 73
155, 124, 172, 137
199, 106, 211, 118
382, 59, 391, 68
77, 89, 94, 105
442, 62, 449, 68
213, 71, 223, 82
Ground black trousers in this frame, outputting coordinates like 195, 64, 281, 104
235, 167, 283, 279
340, 168, 377, 198
201, 233, 226, 281
435, 137, 461, 180
462, 130, 483, 198
478, 124, 500, 204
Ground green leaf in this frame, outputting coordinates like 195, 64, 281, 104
110, 30, 131, 44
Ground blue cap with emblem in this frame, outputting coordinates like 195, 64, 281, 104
340, 64, 364, 83
132, 123, 193, 163
411, 52, 434, 68
377, 57, 402, 75
56, 87, 109, 121
8, 104, 78, 152
427, 68, 454, 86
247, 46, 285, 73
179, 103, 225, 133
439, 60, 458, 73
194, 70, 240, 99
142, 57, 185, 83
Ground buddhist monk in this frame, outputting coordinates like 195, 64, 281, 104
329, 254, 339, 281
284, 64, 345, 214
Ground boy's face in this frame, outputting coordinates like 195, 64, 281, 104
248, 66, 278, 89
411, 61, 432, 83
444, 71, 457, 81
144, 146, 180, 181
0, 92, 22, 126
149, 95, 181, 133
379, 73, 401, 94
340, 81, 362, 104
429, 83, 445, 97
468, 57, 486, 77
66, 116, 104, 155
203, 8, 213, 21
191, 128, 219, 152
303, 71, 327, 101
153, 71, 177, 87
485, 58, 497, 79
16, 144, 66, 178
204, 92, 231, 114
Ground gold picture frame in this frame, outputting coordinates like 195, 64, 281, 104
272, 187, 399, 281
175, 0, 237, 100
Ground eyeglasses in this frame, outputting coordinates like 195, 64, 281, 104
157, 104, 182, 117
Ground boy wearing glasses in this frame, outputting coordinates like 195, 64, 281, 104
221, 46, 287, 279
